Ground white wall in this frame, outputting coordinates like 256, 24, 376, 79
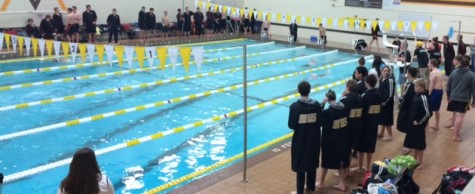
0, 0, 216, 28
245, 0, 475, 46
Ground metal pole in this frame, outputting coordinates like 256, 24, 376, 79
242, 45, 248, 183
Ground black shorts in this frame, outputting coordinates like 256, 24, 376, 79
447, 100, 469, 113
85, 24, 96, 33
372, 34, 378, 40
66, 24, 79, 35
139, 23, 146, 30
244, 19, 250, 27
56, 27, 65, 34
162, 26, 169, 32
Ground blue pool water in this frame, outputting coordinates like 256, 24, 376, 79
0, 39, 366, 193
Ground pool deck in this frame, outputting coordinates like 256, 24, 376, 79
171, 35, 475, 194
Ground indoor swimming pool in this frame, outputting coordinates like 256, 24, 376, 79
0, 39, 371, 193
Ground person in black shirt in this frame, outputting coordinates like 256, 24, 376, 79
354, 66, 368, 96
316, 90, 349, 191
145, 8, 156, 39
138, 6, 146, 41
205, 7, 214, 35
414, 41, 430, 83
457, 34, 466, 56
397, 67, 417, 133
213, 9, 222, 34
428, 37, 441, 63
339, 80, 363, 177
288, 81, 322, 194
289, 20, 298, 42
183, 7, 193, 37
392, 36, 401, 53
354, 75, 382, 173
368, 18, 381, 49
176, 9, 184, 37
25, 18, 40, 38
378, 66, 396, 140
83, 5, 98, 43
107, 8, 121, 44
53, 7, 65, 40
40, 15, 55, 39
443, 35, 455, 76
250, 9, 257, 34
193, 7, 204, 36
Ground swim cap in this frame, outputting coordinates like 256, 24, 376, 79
416, 41, 423, 47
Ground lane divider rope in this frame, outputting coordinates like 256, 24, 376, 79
2, 77, 350, 184
0, 50, 348, 112
0, 46, 329, 92
0, 54, 350, 141
0, 45, 305, 77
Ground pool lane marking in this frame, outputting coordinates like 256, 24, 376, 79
0, 38, 250, 64
0, 45, 304, 77
0, 55, 352, 141
146, 133, 294, 193
0, 46, 315, 92
2, 77, 349, 184
0, 53, 368, 112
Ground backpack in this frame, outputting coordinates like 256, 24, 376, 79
433, 170, 473, 194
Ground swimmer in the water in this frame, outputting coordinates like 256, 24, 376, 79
303, 58, 317, 67
308, 70, 331, 80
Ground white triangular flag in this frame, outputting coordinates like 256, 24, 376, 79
194, 0, 198, 8
311, 17, 316, 26
0, 33, 4, 51
391, 21, 397, 31
202, 2, 207, 11
355, 20, 360, 30
145, 47, 156, 67
253, 10, 258, 19
271, 13, 276, 22
11, 35, 17, 53
332, 19, 338, 28
404, 21, 410, 32
168, 47, 179, 71
378, 20, 384, 30
244, 9, 249, 18
263, 12, 268, 21
24, 37, 31, 56
69, 42, 78, 63
52, 41, 60, 60
417, 21, 424, 31
236, 8, 240, 16
432, 21, 439, 32
343, 20, 349, 30
227, 7, 231, 16
366, 20, 372, 31
322, 18, 327, 27
125, 46, 135, 69
192, 47, 204, 72
104, 45, 114, 67
281, 15, 286, 23
219, 5, 223, 12
87, 44, 95, 63
301, 16, 306, 25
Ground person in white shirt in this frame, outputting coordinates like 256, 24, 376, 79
58, 148, 115, 194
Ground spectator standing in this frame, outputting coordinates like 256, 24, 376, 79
107, 8, 121, 44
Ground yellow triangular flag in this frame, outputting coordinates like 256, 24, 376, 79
306, 17, 312, 26
4, 34, 11, 51
327, 18, 333, 28
360, 20, 366, 29
180, 47, 192, 73
424, 21, 432, 32
372, 21, 378, 31
96, 45, 105, 64
338, 19, 344, 29
223, 6, 227, 14
206, 3, 210, 10
296, 16, 302, 25
231, 8, 236, 15
79, 43, 87, 63
115, 46, 125, 68
258, 11, 263, 21
349, 18, 355, 28
32, 38, 38, 57
397, 21, 404, 31
135, 47, 145, 69
384, 21, 391, 31
157, 47, 167, 70
317, 18, 322, 26
17, 36, 24, 56
286, 14, 292, 24
276, 13, 282, 23
61, 42, 69, 61
46, 40, 53, 59
410, 21, 417, 32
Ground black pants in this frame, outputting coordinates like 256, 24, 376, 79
296, 171, 316, 194
291, 33, 298, 42
444, 58, 454, 76
109, 27, 118, 43
195, 21, 203, 35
